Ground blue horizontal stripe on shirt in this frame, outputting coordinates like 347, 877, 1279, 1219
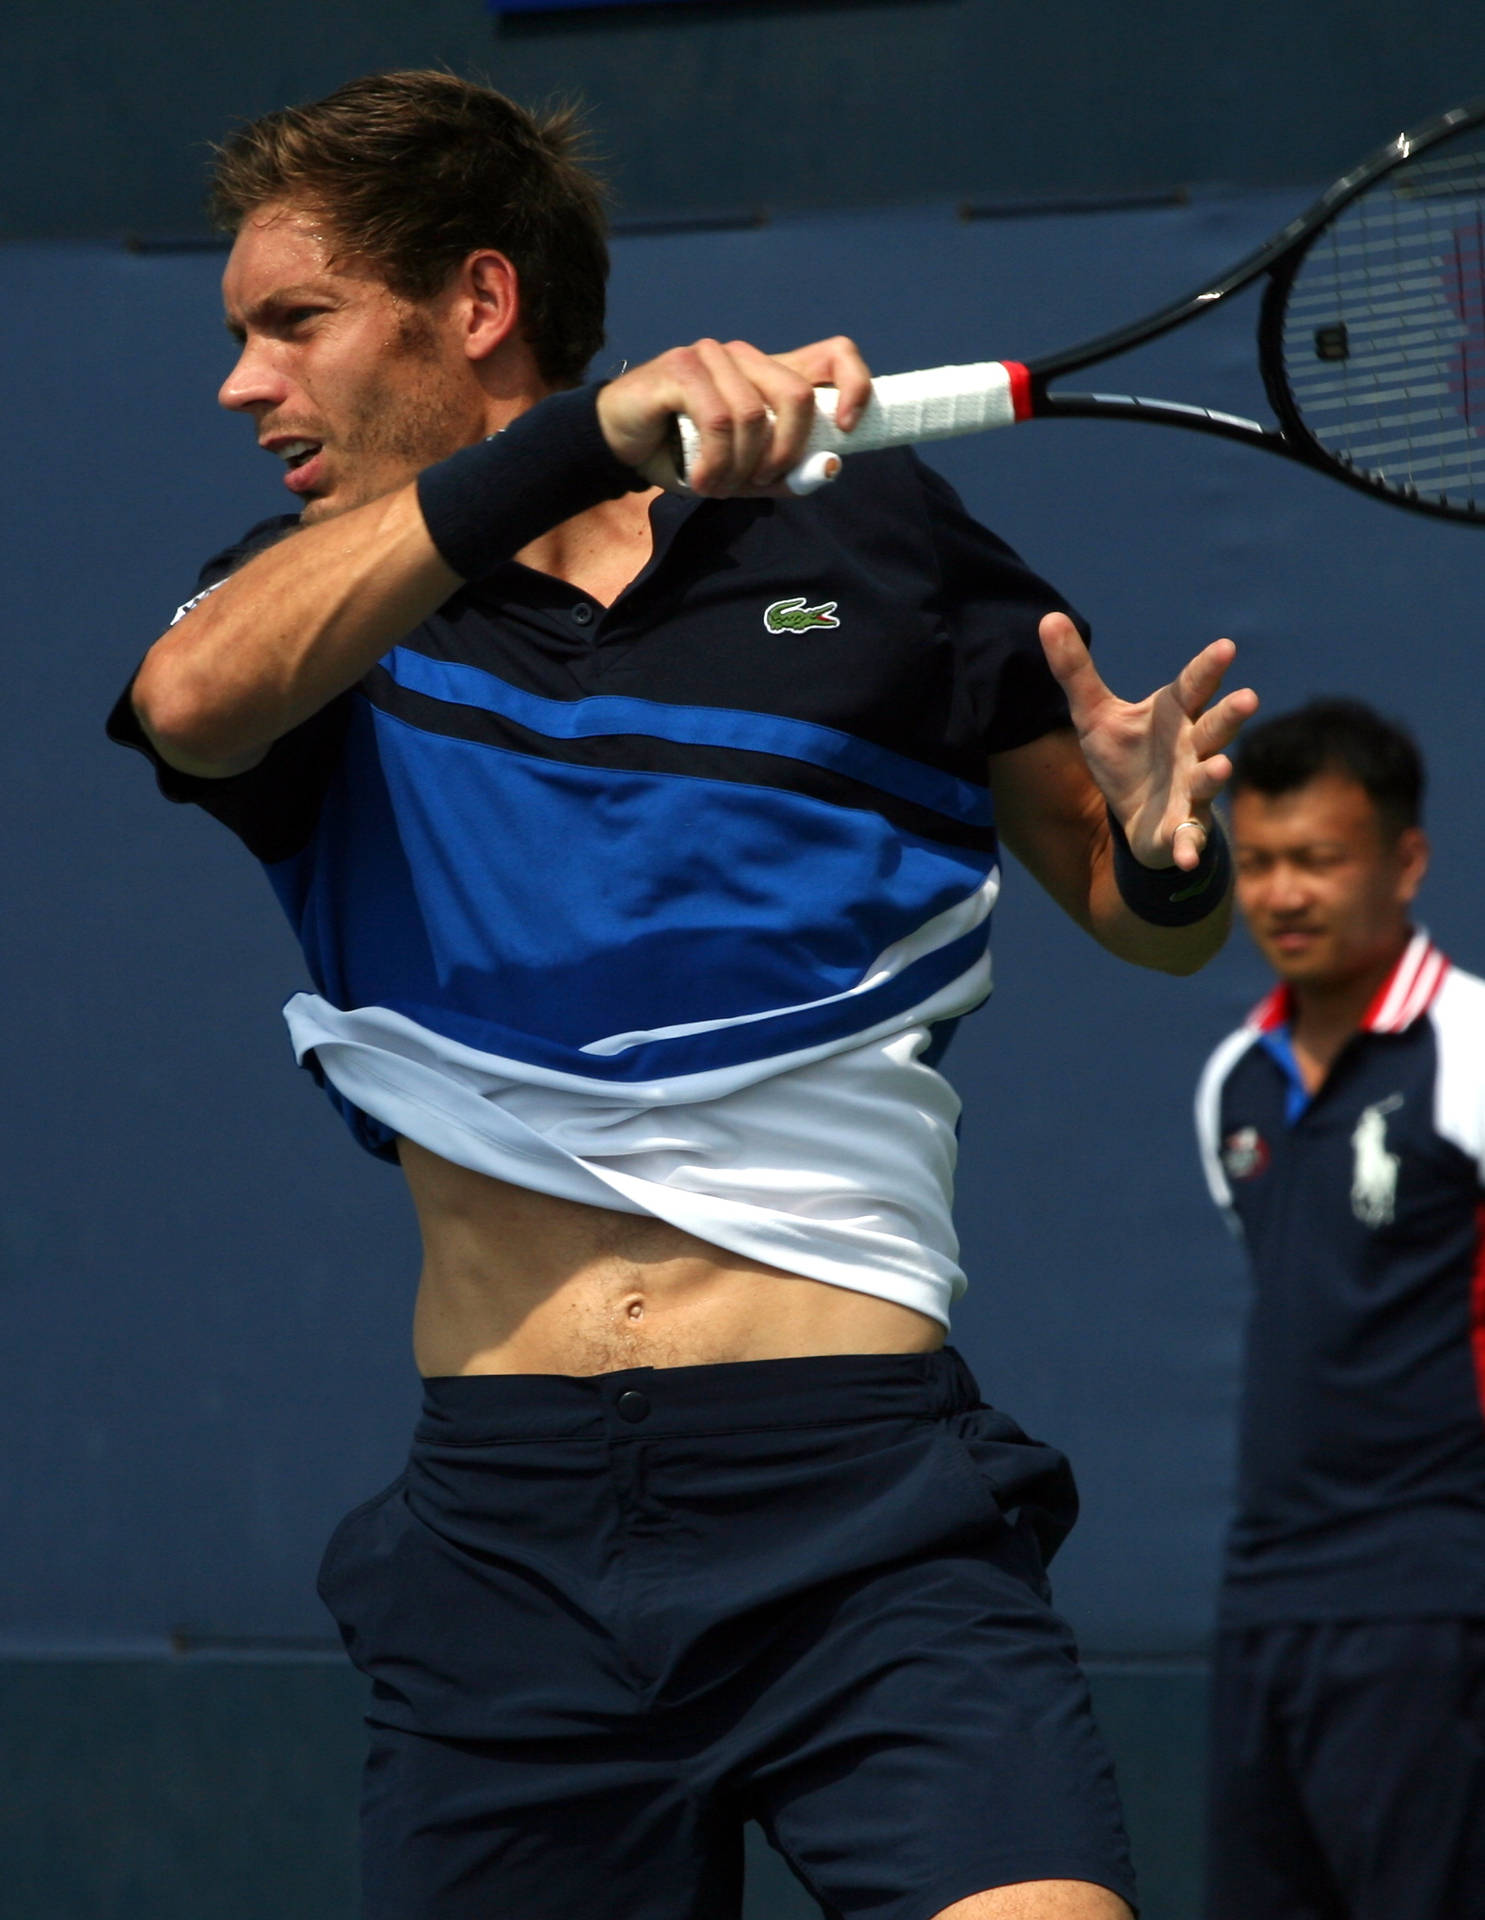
278, 702, 995, 1059
376, 917, 991, 1085
382, 647, 993, 827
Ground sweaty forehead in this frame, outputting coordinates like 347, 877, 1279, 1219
220, 202, 373, 313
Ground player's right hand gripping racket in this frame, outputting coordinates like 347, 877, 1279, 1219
679, 98, 1485, 522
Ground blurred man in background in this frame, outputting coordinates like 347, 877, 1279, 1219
1197, 698, 1485, 1920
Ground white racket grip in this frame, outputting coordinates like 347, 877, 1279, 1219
674, 361, 1030, 493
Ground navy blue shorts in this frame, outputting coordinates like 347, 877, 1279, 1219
1206, 1618, 1485, 1920
318, 1347, 1135, 1920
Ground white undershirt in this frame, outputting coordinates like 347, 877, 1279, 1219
284, 996, 969, 1327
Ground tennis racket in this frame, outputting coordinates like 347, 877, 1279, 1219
677, 97, 1485, 522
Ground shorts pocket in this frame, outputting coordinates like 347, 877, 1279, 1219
936, 1424, 1008, 1529
941, 1408, 1080, 1569
316, 1472, 408, 1620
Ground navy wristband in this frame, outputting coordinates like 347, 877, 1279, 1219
1107, 807, 1231, 926
416, 384, 646, 583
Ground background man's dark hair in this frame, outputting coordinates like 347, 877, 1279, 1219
209, 70, 608, 387
1229, 696, 1425, 836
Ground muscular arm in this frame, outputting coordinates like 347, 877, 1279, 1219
989, 613, 1257, 975
132, 336, 872, 779
133, 484, 458, 777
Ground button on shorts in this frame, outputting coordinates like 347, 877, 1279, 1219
318, 1347, 1135, 1920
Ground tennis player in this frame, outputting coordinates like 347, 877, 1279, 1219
111, 71, 1255, 1920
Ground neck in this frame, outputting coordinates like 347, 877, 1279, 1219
476, 376, 662, 603
476, 360, 561, 438
1287, 931, 1412, 1087
515, 489, 661, 604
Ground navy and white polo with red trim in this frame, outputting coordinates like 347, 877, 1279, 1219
110, 446, 1079, 1326
1195, 932, 1485, 1623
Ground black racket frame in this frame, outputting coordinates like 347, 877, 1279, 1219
1023, 97, 1485, 523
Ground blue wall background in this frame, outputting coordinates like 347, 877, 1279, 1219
7, 0, 1485, 240
6, 5, 1485, 1912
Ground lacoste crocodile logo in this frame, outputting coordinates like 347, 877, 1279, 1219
764, 596, 840, 634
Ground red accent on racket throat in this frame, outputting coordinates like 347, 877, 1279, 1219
1003, 361, 1033, 422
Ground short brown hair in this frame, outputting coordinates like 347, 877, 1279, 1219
209, 70, 608, 386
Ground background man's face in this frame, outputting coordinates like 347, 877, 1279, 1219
1230, 770, 1428, 994
218, 202, 483, 523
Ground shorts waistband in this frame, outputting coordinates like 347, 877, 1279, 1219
416, 1346, 981, 1444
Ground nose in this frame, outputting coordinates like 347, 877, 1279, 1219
218, 336, 289, 415
1265, 862, 1311, 914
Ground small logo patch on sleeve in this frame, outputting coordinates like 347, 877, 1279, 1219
764, 596, 840, 634
170, 577, 230, 627
1221, 1126, 1270, 1181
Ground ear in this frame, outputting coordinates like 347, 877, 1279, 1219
456, 249, 523, 364
1395, 824, 1430, 905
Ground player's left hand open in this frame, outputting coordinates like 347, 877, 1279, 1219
1039, 612, 1259, 870
596, 336, 872, 496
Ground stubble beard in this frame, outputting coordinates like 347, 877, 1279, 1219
304, 320, 481, 523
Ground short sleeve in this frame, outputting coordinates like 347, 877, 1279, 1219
1194, 1026, 1263, 1232
912, 458, 1084, 755
106, 516, 351, 865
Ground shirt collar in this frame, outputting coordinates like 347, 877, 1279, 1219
1245, 929, 1448, 1036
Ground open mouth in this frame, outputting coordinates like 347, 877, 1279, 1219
267, 437, 328, 497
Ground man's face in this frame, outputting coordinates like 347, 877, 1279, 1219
219, 201, 484, 523
1231, 770, 1428, 993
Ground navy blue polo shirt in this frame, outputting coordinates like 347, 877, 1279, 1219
1196, 934, 1485, 1623
111, 448, 1080, 1156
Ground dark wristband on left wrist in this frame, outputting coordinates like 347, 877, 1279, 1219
416, 384, 648, 584
1107, 806, 1231, 926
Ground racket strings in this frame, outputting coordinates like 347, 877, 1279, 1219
1281, 128, 1485, 507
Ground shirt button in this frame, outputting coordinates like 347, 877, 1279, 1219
616, 1389, 650, 1424
571, 601, 594, 626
